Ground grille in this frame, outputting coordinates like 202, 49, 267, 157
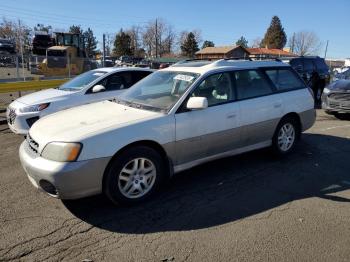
7, 107, 16, 125
26, 134, 39, 154
328, 92, 350, 101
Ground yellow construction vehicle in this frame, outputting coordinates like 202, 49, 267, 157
38, 32, 94, 77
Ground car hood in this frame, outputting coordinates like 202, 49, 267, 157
16, 88, 77, 105
328, 80, 350, 91
29, 100, 162, 150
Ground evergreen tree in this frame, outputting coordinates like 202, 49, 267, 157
181, 32, 199, 57
261, 16, 287, 49
202, 40, 215, 49
69, 25, 83, 35
235, 36, 248, 48
113, 29, 132, 57
83, 28, 97, 58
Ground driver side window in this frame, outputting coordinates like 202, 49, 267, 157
192, 72, 235, 106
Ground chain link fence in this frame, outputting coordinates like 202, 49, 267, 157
0, 53, 99, 108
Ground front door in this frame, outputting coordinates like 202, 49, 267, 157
175, 71, 241, 166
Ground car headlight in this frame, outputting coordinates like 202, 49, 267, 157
19, 103, 50, 113
323, 87, 331, 95
41, 142, 82, 162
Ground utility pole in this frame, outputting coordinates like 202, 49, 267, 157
102, 33, 106, 67
291, 33, 295, 54
324, 40, 329, 59
155, 19, 158, 58
18, 20, 26, 81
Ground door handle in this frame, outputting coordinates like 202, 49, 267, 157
273, 103, 282, 108
227, 114, 236, 119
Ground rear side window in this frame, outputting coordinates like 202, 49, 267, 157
234, 70, 273, 100
265, 69, 305, 91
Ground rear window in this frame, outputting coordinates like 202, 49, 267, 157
303, 59, 315, 71
315, 58, 329, 70
265, 69, 305, 91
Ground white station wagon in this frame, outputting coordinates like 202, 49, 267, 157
19, 59, 316, 205
7, 67, 153, 134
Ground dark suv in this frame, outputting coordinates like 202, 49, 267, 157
282, 56, 330, 102
0, 38, 16, 54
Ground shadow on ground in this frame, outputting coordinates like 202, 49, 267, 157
63, 133, 350, 234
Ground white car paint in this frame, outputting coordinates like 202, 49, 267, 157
7, 67, 153, 134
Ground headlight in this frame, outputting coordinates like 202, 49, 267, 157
323, 88, 331, 95
19, 103, 50, 113
41, 142, 82, 162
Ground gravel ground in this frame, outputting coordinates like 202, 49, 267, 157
0, 110, 349, 262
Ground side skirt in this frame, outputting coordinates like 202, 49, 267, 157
173, 140, 272, 174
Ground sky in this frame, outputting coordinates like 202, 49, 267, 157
0, 0, 348, 58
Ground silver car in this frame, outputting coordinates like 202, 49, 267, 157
19, 59, 316, 205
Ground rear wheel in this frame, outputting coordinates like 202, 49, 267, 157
272, 117, 300, 155
104, 146, 165, 205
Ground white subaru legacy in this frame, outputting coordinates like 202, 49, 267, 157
19, 59, 316, 205
6, 67, 153, 134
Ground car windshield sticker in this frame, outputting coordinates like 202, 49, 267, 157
174, 74, 194, 82
93, 73, 105, 77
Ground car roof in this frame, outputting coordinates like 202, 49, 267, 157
91, 67, 154, 73
162, 59, 290, 75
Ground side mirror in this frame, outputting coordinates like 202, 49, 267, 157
186, 97, 208, 110
92, 84, 106, 93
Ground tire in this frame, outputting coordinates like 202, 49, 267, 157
103, 146, 165, 206
272, 117, 300, 155
334, 113, 350, 121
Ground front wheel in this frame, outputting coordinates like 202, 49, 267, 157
272, 117, 300, 155
104, 146, 165, 205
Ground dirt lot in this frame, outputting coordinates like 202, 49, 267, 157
0, 110, 349, 262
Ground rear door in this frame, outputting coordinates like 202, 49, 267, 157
234, 69, 283, 146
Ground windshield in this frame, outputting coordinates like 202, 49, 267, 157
58, 70, 107, 91
119, 71, 199, 112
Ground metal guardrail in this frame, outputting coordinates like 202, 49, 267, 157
0, 79, 68, 93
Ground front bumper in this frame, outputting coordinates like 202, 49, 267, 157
6, 106, 39, 135
322, 94, 350, 114
19, 141, 111, 199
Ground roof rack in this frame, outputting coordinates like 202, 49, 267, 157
223, 56, 252, 61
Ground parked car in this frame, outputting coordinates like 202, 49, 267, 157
7, 67, 153, 134
0, 38, 16, 54
322, 79, 350, 119
282, 56, 330, 102
332, 68, 350, 82
19, 59, 315, 205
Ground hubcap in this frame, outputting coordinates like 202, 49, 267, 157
118, 158, 156, 199
277, 123, 295, 152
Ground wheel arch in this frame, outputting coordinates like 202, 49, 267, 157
102, 140, 173, 190
275, 112, 302, 138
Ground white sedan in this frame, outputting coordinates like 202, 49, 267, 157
6, 67, 153, 134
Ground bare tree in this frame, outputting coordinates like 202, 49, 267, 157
0, 17, 31, 53
289, 31, 322, 56
251, 37, 262, 48
104, 33, 114, 56
142, 18, 177, 58
126, 25, 143, 57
